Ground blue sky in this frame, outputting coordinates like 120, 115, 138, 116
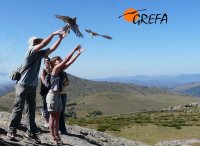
0, 0, 200, 80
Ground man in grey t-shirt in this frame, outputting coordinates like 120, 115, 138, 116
7, 29, 67, 144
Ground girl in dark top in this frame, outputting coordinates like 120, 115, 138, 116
40, 57, 52, 128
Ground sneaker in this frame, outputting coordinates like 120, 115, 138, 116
60, 130, 67, 135
7, 132, 16, 140
42, 110, 49, 118
24, 133, 41, 144
44, 123, 49, 128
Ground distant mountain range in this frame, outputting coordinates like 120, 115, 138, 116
66, 74, 169, 99
0, 81, 15, 97
173, 81, 200, 97
95, 74, 200, 89
1, 74, 200, 116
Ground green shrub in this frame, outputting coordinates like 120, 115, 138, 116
97, 125, 109, 132
67, 102, 77, 106
108, 125, 121, 131
191, 117, 198, 121
66, 106, 77, 118
88, 110, 103, 117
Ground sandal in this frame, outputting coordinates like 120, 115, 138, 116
56, 136, 63, 145
50, 138, 58, 145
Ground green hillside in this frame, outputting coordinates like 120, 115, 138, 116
70, 92, 200, 117
0, 74, 200, 116
69, 103, 200, 145
66, 74, 169, 99
174, 82, 200, 92
174, 82, 200, 97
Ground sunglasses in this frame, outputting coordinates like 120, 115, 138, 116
44, 57, 50, 62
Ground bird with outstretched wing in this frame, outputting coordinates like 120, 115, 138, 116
55, 14, 84, 38
85, 29, 112, 39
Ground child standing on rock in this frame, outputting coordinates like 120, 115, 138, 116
47, 44, 85, 145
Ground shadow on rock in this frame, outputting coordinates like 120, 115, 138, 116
0, 137, 21, 146
18, 124, 27, 132
66, 133, 100, 146
0, 128, 6, 135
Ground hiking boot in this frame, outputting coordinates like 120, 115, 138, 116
35, 127, 42, 135
7, 132, 16, 140
24, 132, 41, 144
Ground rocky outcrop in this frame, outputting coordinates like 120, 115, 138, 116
156, 139, 200, 146
0, 112, 149, 146
161, 102, 200, 112
66, 126, 148, 146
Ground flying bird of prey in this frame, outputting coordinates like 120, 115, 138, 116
55, 14, 84, 38
85, 29, 112, 39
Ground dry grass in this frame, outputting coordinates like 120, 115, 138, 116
70, 92, 200, 117
191, 143, 200, 146
109, 125, 200, 145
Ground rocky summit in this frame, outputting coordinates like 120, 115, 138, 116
0, 112, 149, 146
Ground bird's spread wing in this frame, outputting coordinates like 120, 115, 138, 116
55, 15, 71, 23
100, 35, 112, 39
71, 24, 84, 38
85, 29, 91, 33
85, 29, 100, 36
85, 29, 112, 39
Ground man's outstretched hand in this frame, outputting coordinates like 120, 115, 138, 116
52, 29, 65, 35
59, 31, 68, 39
78, 48, 85, 55
74, 44, 82, 51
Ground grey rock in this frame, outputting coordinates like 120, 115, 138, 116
0, 112, 149, 146
156, 139, 200, 146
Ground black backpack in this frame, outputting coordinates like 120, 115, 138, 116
40, 69, 51, 96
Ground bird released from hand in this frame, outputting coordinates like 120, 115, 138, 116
85, 29, 112, 39
55, 14, 84, 38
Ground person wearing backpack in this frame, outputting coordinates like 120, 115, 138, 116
47, 45, 85, 145
40, 57, 52, 128
7, 29, 68, 144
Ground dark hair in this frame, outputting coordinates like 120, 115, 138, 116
50, 56, 61, 62
33, 38, 43, 46
50, 56, 61, 68
44, 56, 50, 63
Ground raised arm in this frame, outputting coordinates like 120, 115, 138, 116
62, 48, 85, 70
45, 32, 68, 56
33, 29, 65, 52
53, 45, 82, 71
65, 44, 82, 62
52, 45, 84, 75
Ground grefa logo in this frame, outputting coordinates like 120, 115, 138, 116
119, 8, 168, 25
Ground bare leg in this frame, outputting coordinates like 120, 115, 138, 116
49, 111, 56, 140
54, 112, 60, 138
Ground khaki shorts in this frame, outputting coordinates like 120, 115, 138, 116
46, 90, 62, 112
